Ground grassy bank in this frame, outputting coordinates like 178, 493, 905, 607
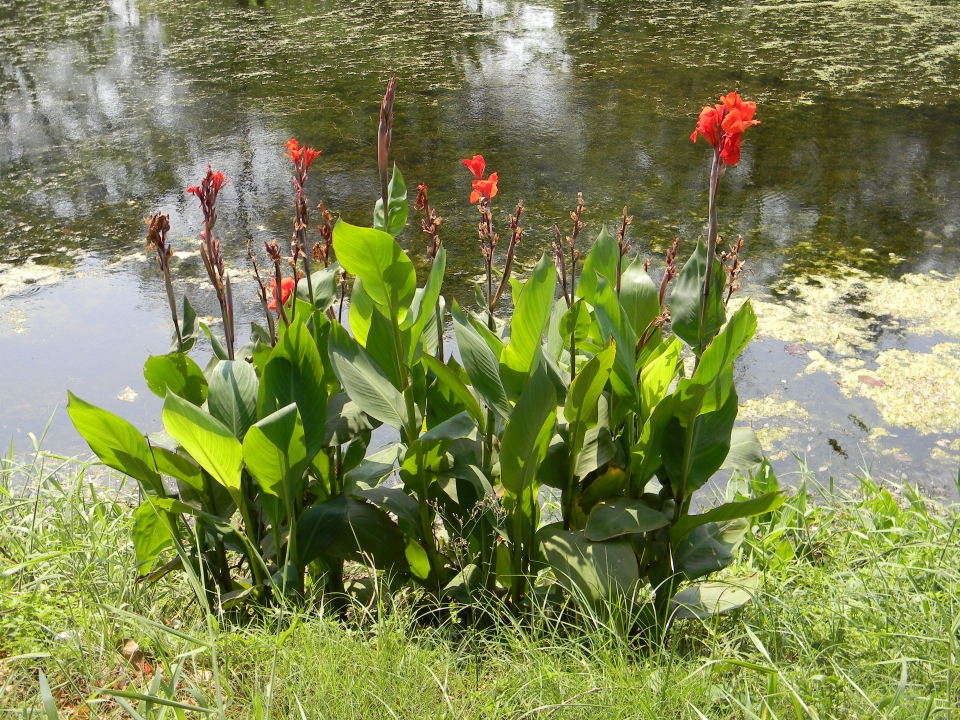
2, 454, 958, 719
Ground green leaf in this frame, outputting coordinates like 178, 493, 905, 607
722, 427, 765, 473
297, 262, 342, 310
143, 353, 208, 406
576, 227, 619, 304
670, 491, 785, 544
500, 369, 557, 497
663, 388, 739, 497
38, 671, 59, 720
639, 337, 681, 424
328, 322, 408, 431
324, 392, 380, 446
260, 318, 328, 459
451, 301, 512, 421
546, 298, 567, 360
500, 254, 556, 397
373, 163, 409, 237
675, 299, 757, 423
151, 446, 202, 491
66, 392, 162, 494
351, 485, 422, 538
584, 497, 670, 541
162, 393, 242, 495
334, 219, 415, 321
538, 526, 638, 607
559, 298, 593, 350
243, 403, 308, 502
578, 467, 627, 514
199, 321, 229, 360
297, 495, 408, 571
131, 502, 174, 575
441, 564, 482, 604
593, 278, 640, 413
630, 395, 675, 494
348, 277, 375, 347
564, 345, 616, 461
207, 360, 259, 441
619, 254, 661, 337
417, 411, 479, 444
670, 239, 726, 353
575, 424, 616, 479
670, 573, 759, 620
364, 305, 405, 389
673, 518, 748, 582
172, 295, 199, 354
404, 246, 446, 364
421, 354, 485, 432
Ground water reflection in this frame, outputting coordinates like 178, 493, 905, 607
1, 0, 960, 489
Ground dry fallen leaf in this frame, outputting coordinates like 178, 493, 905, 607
858, 375, 885, 388
785, 343, 807, 356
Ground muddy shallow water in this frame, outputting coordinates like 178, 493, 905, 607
2, 0, 960, 496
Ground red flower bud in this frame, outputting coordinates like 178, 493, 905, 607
461, 154, 486, 181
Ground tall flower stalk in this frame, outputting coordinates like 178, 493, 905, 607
286, 138, 322, 304
188, 166, 234, 359
378, 76, 397, 214
415, 183, 445, 360
690, 91, 759, 347
462, 154, 500, 331
145, 212, 182, 351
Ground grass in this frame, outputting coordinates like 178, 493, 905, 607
1, 449, 959, 719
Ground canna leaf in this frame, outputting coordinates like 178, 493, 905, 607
373, 163, 409, 238
722, 426, 765, 473
584, 497, 671, 541
348, 277, 375, 347
499, 253, 556, 397
66, 392, 163, 495
669, 491, 785, 544
243, 403, 309, 502
207, 359, 259, 441
619, 254, 661, 337
670, 573, 759, 620
669, 239, 726, 354
500, 368, 556, 497
564, 344, 616, 462
143, 353, 208, 406
328, 322, 408, 431
421, 354, 485, 432
451, 301, 512, 421
162, 392, 243, 496
593, 278, 640, 413
538, 526, 638, 608
334, 219, 415, 322
663, 388, 739, 498
575, 227, 619, 305
673, 518, 749, 582
131, 502, 174, 575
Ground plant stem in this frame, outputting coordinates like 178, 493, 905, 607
698, 148, 722, 352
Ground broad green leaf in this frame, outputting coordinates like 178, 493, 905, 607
417, 411, 479, 444
619, 254, 661, 337
177, 295, 199, 353
207, 360, 259, 440
441, 563, 482, 604
575, 227, 619, 304
722, 427, 765, 472
66, 392, 162, 494
328, 322, 408, 431
199, 321, 229, 360
403, 246, 446, 364
670, 491, 785, 544
639, 337, 681, 423
351, 485, 422, 537
365, 306, 405, 389
663, 389, 739, 497
500, 253, 556, 397
334, 219, 415, 321
151, 446, 202, 491
546, 298, 567, 360
469, 312, 506, 359
324, 392, 380, 446
537, 434, 570, 490
373, 163, 409, 237
669, 239, 726, 353
500, 369, 556, 497
243, 403, 308, 502
564, 345, 616, 461
578, 467, 627, 514
630, 395, 675, 494
260, 318, 328, 459
421, 354, 485, 432
673, 518, 748, 582
162, 393, 242, 495
143, 353, 208, 406
593, 278, 640, 413
451, 301, 512, 421
575, 424, 616, 479
670, 573, 759, 620
675, 299, 757, 423
132, 502, 174, 574
297, 495, 408, 571
559, 298, 593, 351
348, 277, 375, 347
297, 261, 342, 310
344, 443, 404, 491
584, 497, 671, 541
538, 526, 638, 607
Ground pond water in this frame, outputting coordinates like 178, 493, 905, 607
2, 0, 960, 495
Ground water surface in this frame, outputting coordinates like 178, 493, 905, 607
2, 0, 960, 493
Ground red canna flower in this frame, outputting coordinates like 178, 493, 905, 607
462, 155, 486, 181
690, 91, 759, 166
267, 276, 295, 312
470, 173, 498, 204
285, 139, 321, 172
186, 185, 201, 197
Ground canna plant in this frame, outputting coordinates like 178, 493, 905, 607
64, 79, 786, 635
